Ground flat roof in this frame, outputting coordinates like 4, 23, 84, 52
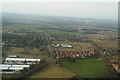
8, 55, 17, 57
0, 64, 30, 70
5, 58, 25, 61
0, 64, 11, 67
0, 64, 30, 67
0, 66, 9, 70
12, 65, 30, 68
5, 58, 41, 62
9, 67, 24, 70
26, 58, 41, 62
8, 55, 17, 58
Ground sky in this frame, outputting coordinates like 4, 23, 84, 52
2, 2, 118, 20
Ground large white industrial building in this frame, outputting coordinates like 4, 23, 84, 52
5, 58, 41, 64
0, 55, 41, 74
0, 64, 30, 74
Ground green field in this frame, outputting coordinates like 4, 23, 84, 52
60, 58, 109, 78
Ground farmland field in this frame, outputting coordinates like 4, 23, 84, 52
27, 64, 75, 78
86, 31, 118, 50
60, 58, 110, 78
4, 48, 49, 59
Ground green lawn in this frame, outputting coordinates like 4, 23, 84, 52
60, 58, 109, 78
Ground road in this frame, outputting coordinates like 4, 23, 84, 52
44, 32, 54, 62
78, 28, 105, 58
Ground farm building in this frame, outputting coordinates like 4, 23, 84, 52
8, 55, 18, 58
9, 67, 24, 71
5, 58, 41, 64
0, 64, 30, 69
1, 56, 41, 74
52, 43, 73, 48
0, 64, 30, 74
12, 65, 30, 68
0, 66, 23, 74
61, 44, 73, 48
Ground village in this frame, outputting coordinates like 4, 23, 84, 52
54, 50, 95, 59
50, 33, 88, 42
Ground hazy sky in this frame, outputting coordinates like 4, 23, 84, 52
2, 2, 118, 20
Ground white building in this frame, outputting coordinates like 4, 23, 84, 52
0, 64, 30, 74
5, 58, 41, 64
